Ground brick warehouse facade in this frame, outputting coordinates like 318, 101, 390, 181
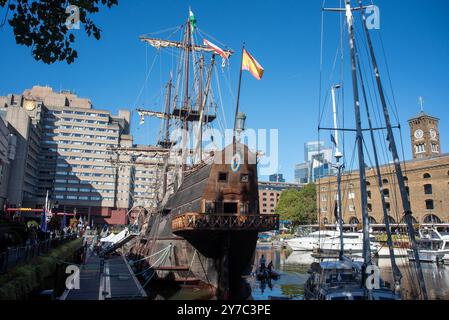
317, 111, 449, 225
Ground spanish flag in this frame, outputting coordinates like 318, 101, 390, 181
241, 49, 264, 80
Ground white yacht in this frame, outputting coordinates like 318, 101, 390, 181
408, 227, 449, 263
287, 230, 380, 254
286, 230, 338, 251
318, 232, 381, 254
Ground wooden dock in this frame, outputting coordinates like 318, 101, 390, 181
61, 252, 147, 300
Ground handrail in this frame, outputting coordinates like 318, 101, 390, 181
172, 213, 279, 232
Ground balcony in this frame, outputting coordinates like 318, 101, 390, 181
172, 213, 279, 233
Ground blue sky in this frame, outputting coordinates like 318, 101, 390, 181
1, 0, 448, 182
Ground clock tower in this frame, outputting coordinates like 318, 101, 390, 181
408, 111, 440, 159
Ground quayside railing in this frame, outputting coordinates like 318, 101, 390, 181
0, 233, 78, 274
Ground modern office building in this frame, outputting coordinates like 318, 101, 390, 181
294, 141, 334, 184
317, 110, 449, 225
269, 173, 285, 183
0, 86, 134, 225
294, 163, 309, 184
304, 141, 333, 163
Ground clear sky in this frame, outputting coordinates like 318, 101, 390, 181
1, 0, 448, 182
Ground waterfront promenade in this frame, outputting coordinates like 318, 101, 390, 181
62, 251, 147, 300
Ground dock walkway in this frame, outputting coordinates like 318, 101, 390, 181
61, 251, 146, 300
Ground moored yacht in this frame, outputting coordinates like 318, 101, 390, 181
287, 229, 380, 254
408, 227, 449, 263
304, 258, 399, 300
286, 230, 337, 251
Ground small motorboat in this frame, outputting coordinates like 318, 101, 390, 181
256, 268, 280, 281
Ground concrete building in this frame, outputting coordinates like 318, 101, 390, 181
0, 86, 134, 225
0, 116, 16, 209
0, 96, 42, 208
317, 110, 449, 225
258, 181, 302, 214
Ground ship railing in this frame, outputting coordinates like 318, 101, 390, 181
171, 213, 279, 233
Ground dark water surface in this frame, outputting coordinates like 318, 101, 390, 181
149, 246, 449, 300
251, 247, 449, 300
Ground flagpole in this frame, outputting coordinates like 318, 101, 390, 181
233, 43, 245, 140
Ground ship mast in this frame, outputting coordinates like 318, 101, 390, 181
330, 84, 345, 259
357, 0, 427, 299
353, 38, 402, 292
181, 19, 191, 177
343, 1, 372, 294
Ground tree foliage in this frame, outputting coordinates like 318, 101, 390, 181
0, 0, 118, 64
275, 183, 317, 225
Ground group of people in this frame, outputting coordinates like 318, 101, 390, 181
258, 254, 274, 275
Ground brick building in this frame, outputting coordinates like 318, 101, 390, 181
258, 181, 302, 214
317, 111, 449, 225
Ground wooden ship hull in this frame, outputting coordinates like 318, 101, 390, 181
128, 144, 279, 299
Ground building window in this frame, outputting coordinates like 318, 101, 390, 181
384, 215, 396, 224
205, 201, 216, 214
425, 199, 434, 210
367, 203, 372, 212
415, 144, 426, 154
368, 216, 377, 224
367, 191, 371, 200
218, 172, 228, 182
383, 189, 390, 198
349, 205, 355, 212
240, 174, 249, 183
423, 173, 431, 179
382, 178, 389, 184
431, 143, 439, 153
349, 217, 359, 225
423, 214, 441, 224
348, 192, 355, 200
424, 184, 433, 195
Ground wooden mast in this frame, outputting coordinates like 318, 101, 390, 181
233, 44, 245, 141
162, 77, 172, 196
181, 20, 191, 177
195, 54, 216, 163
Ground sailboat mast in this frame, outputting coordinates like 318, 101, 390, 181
354, 42, 402, 290
358, 0, 427, 299
344, 0, 372, 281
331, 84, 345, 259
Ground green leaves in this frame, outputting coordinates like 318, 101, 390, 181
275, 183, 317, 225
1, 0, 118, 64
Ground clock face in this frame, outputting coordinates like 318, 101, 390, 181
414, 129, 424, 139
24, 100, 36, 111
430, 129, 437, 139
